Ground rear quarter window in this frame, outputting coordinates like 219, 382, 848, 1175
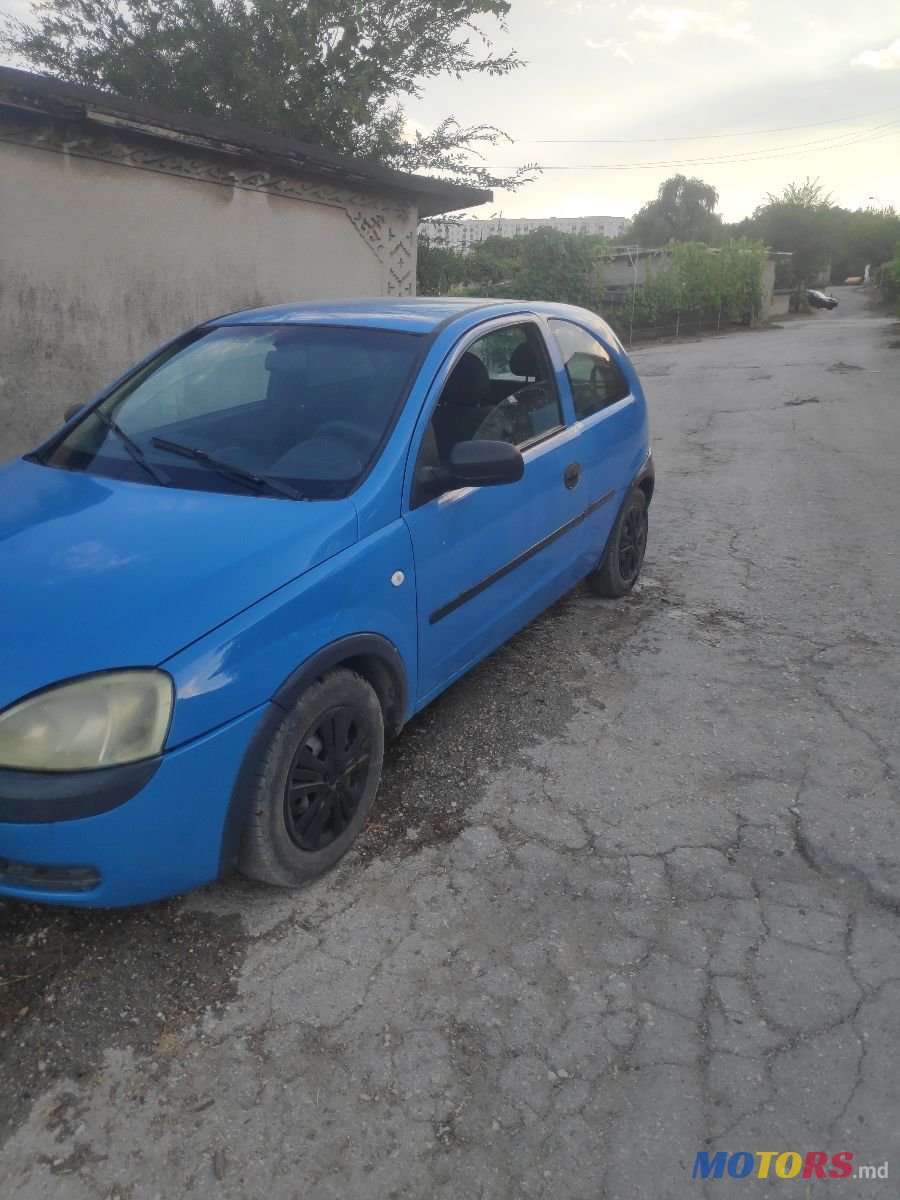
548, 319, 630, 419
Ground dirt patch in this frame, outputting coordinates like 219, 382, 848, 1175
0, 901, 243, 1142
784, 396, 820, 407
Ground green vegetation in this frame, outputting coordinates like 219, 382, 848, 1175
416, 239, 470, 297
748, 179, 834, 289
727, 178, 900, 289
878, 239, 900, 308
418, 228, 608, 308
418, 225, 768, 336
632, 240, 766, 327
418, 174, 898, 324
628, 175, 722, 248
497, 228, 605, 309
1, 0, 537, 191
623, 174, 900, 291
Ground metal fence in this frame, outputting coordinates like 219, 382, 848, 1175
601, 292, 746, 345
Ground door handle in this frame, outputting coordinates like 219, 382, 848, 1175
563, 462, 581, 490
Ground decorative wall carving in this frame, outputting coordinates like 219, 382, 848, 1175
0, 113, 416, 295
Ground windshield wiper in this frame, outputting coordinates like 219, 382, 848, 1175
150, 437, 305, 500
91, 409, 172, 487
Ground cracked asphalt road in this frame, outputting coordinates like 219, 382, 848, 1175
1, 288, 898, 1198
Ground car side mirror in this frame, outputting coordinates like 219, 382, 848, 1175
448, 440, 524, 487
63, 402, 84, 423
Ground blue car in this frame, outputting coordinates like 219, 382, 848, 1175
0, 299, 653, 907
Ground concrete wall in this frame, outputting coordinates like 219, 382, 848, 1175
759, 258, 777, 321
604, 256, 658, 288
0, 132, 417, 461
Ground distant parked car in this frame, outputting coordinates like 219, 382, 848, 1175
0, 298, 653, 907
807, 289, 839, 310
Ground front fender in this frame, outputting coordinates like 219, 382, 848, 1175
160, 518, 418, 747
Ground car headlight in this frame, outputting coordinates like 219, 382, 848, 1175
0, 671, 174, 772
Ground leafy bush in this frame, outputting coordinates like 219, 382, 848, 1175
416, 237, 468, 296
631, 239, 767, 326
879, 238, 900, 305
501, 228, 605, 309
417, 227, 608, 307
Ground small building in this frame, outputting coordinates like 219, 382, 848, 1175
0, 68, 488, 461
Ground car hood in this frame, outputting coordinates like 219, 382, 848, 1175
0, 459, 358, 710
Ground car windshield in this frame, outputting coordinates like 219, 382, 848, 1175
40, 324, 424, 499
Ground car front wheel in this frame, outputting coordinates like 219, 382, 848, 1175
238, 668, 384, 887
587, 487, 648, 598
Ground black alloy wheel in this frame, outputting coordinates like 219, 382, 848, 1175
618, 504, 648, 585
238, 668, 385, 888
284, 705, 374, 851
586, 486, 649, 598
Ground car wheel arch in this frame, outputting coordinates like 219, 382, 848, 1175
218, 633, 409, 877
634, 453, 655, 505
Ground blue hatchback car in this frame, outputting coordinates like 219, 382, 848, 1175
0, 298, 653, 907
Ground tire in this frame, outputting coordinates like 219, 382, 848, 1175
587, 487, 648, 598
238, 668, 384, 887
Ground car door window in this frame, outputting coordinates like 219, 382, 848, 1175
426, 323, 563, 466
548, 319, 630, 419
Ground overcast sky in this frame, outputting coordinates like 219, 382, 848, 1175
1, 0, 897, 222
408, 0, 900, 221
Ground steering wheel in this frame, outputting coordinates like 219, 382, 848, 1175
314, 420, 377, 457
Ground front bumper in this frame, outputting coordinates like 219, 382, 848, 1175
0, 705, 265, 907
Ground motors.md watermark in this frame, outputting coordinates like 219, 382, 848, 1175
693, 1150, 890, 1182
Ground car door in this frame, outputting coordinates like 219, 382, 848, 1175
403, 318, 585, 706
545, 317, 646, 568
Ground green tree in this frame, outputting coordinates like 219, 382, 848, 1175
1, 0, 537, 191
416, 236, 468, 295
628, 174, 723, 247
826, 205, 900, 284
463, 235, 523, 290
503, 228, 604, 309
751, 178, 834, 289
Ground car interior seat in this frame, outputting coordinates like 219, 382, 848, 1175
509, 340, 539, 380
432, 352, 496, 459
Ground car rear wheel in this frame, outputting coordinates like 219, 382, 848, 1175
587, 487, 648, 598
238, 668, 384, 887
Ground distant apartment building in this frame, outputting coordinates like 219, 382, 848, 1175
420, 214, 631, 251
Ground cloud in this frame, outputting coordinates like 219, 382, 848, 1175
851, 38, 900, 70
402, 117, 432, 143
630, 4, 752, 43
585, 35, 635, 62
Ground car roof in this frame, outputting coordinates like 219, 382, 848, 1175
211, 298, 501, 335
210, 297, 624, 346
